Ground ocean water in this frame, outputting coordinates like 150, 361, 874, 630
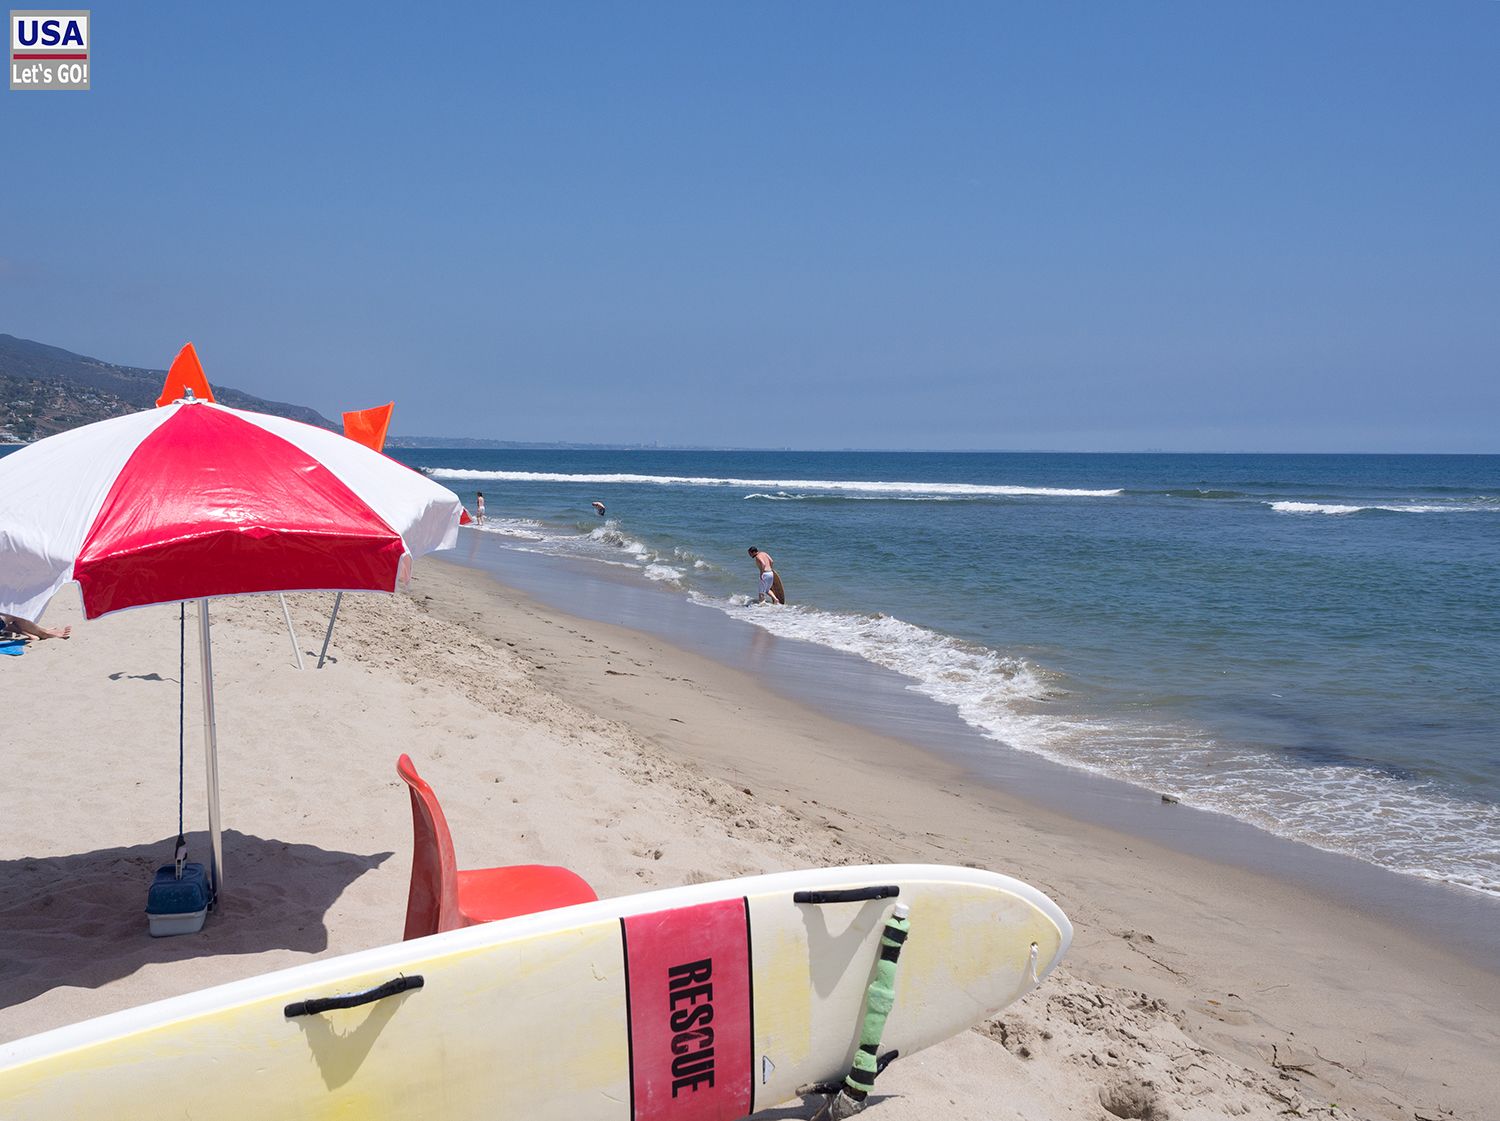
12, 436, 1489, 896
406, 450, 1500, 898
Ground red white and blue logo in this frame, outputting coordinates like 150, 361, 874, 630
10, 9, 90, 91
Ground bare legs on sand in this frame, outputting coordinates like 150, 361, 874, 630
0, 613, 71, 640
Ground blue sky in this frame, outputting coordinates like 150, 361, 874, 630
3, 2, 1496, 451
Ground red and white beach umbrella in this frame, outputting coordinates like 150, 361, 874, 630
0, 398, 463, 896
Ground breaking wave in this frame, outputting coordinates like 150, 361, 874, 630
427, 468, 1121, 499
689, 595, 1500, 896
1270, 500, 1500, 515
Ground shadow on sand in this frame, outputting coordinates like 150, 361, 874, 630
748, 1093, 897, 1120
0, 830, 392, 1012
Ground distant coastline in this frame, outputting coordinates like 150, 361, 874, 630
0, 333, 337, 441
386, 435, 748, 451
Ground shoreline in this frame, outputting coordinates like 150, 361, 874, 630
417, 449, 1500, 910
3, 556, 1497, 1119
413, 549, 1500, 1118
443, 530, 1500, 970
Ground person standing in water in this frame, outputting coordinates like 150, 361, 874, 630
748, 546, 781, 604
475, 491, 486, 524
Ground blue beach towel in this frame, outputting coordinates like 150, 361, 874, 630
0, 639, 27, 656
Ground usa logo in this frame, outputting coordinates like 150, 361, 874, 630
11, 9, 90, 91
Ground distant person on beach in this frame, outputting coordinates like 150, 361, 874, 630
748, 546, 781, 604
475, 491, 486, 524
592, 501, 606, 517
0, 612, 71, 640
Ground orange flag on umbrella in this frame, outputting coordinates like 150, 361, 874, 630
340, 400, 470, 519
156, 343, 215, 406
342, 402, 394, 452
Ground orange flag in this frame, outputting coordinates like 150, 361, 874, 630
342, 402, 395, 452
156, 343, 215, 406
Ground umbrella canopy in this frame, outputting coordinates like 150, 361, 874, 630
0, 399, 464, 902
0, 399, 459, 621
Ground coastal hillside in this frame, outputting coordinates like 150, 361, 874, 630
0, 333, 337, 442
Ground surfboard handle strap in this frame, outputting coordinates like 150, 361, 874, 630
793, 885, 899, 905
284, 974, 425, 1018
808, 902, 911, 1120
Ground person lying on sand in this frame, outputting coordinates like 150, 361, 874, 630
0, 612, 71, 640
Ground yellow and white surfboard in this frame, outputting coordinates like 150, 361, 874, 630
0, 864, 1070, 1121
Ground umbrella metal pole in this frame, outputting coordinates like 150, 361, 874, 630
278, 593, 305, 670
198, 599, 224, 898
317, 591, 343, 669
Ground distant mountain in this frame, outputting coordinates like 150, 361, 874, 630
0, 333, 338, 442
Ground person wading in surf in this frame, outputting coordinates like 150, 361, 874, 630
748, 546, 781, 604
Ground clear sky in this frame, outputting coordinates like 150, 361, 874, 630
3, 2, 1496, 451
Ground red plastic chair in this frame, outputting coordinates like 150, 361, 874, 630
397, 754, 597, 940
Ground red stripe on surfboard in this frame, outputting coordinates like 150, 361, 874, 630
75, 405, 404, 617
623, 898, 752, 1121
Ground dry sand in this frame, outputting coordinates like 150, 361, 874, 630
3, 555, 1497, 1120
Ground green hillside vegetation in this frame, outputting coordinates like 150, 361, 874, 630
0, 334, 337, 443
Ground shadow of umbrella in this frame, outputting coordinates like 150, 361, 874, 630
0, 831, 392, 1014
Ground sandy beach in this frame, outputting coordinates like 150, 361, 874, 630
4, 554, 1497, 1121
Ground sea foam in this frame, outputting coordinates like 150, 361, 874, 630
472, 517, 549, 540
1270, 500, 1500, 515
428, 468, 1121, 498
691, 594, 1500, 896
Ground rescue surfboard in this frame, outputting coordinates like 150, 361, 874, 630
0, 863, 1070, 1121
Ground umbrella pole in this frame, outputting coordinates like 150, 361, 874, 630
278, 593, 305, 670
317, 591, 343, 669
198, 598, 224, 898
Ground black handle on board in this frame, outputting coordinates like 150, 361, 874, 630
793, 886, 900, 905
284, 974, 425, 1018
805, 1049, 902, 1095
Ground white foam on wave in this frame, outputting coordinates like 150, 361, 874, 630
587, 521, 650, 557
1271, 501, 1364, 515
1271, 500, 1500, 516
473, 515, 673, 578
426, 468, 1120, 499
668, 544, 707, 568
695, 594, 1068, 754
744, 492, 960, 502
690, 594, 1500, 895
505, 545, 641, 569
471, 517, 549, 540
1126, 747, 1500, 896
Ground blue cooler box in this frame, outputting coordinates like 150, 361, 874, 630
145, 863, 212, 936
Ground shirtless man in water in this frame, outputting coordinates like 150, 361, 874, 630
748, 546, 781, 604
0, 612, 71, 640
